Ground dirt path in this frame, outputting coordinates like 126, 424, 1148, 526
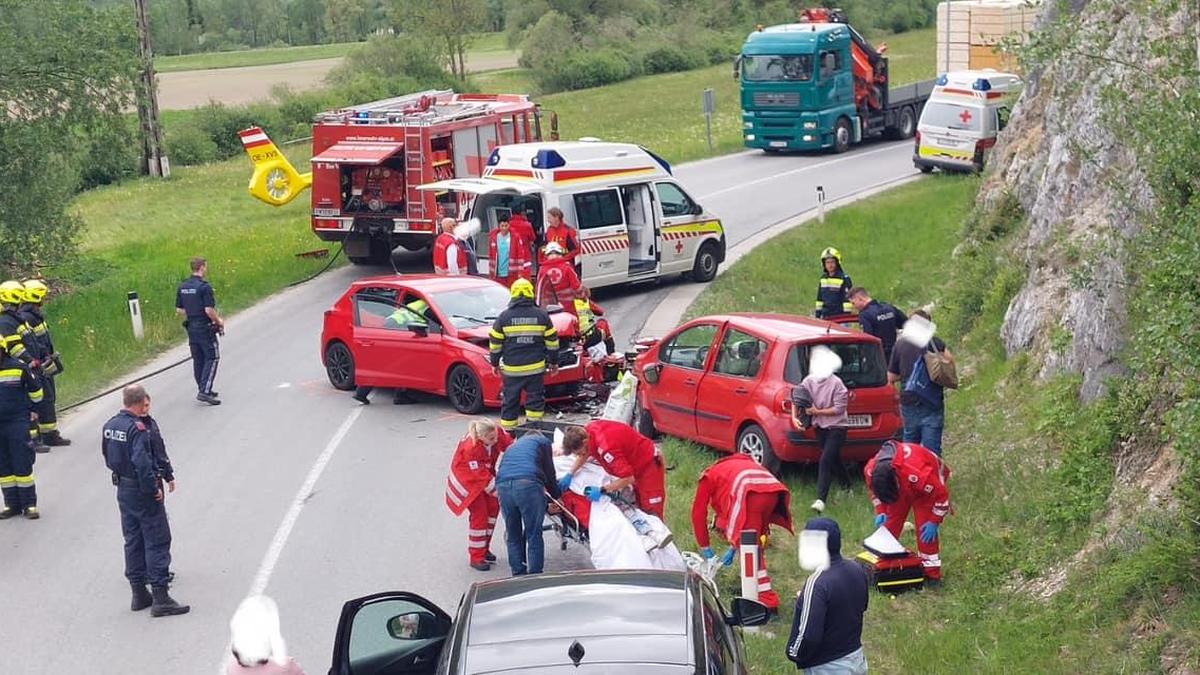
157, 52, 520, 110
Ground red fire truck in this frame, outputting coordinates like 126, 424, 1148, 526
240, 89, 544, 264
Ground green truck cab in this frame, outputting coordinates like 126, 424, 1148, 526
738, 19, 934, 153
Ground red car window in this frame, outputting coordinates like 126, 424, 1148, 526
660, 324, 719, 370
712, 328, 769, 379
784, 341, 887, 388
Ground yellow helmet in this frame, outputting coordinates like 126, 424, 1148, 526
820, 247, 842, 264
510, 278, 535, 300
22, 279, 48, 304
0, 281, 24, 306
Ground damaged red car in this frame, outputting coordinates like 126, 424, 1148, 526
321, 275, 587, 413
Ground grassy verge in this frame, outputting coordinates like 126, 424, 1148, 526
660, 176, 1195, 673
55, 142, 327, 405
155, 33, 509, 73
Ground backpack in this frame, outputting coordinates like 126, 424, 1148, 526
923, 342, 958, 389
903, 353, 942, 407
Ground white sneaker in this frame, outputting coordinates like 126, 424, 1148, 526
902, 521, 915, 534
810, 499, 825, 513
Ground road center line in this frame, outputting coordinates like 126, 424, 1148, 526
696, 143, 905, 201
247, 405, 363, 597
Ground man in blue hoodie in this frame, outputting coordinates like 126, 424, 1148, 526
786, 517, 869, 674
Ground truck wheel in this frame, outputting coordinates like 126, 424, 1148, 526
737, 424, 781, 475
324, 341, 356, 391
348, 237, 394, 266
690, 241, 720, 283
447, 364, 484, 414
889, 106, 916, 140
833, 117, 852, 153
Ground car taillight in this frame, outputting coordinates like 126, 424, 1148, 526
975, 137, 996, 153
914, 130, 921, 145
780, 399, 793, 414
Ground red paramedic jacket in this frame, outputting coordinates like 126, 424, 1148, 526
433, 232, 467, 275
864, 441, 951, 523
487, 229, 533, 284
536, 258, 582, 308
445, 430, 513, 516
541, 223, 580, 263
691, 453, 793, 549
585, 420, 656, 479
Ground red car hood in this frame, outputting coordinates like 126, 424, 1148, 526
458, 312, 579, 345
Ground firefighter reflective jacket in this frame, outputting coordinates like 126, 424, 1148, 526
489, 297, 559, 376
0, 310, 32, 364
0, 355, 41, 419
815, 267, 853, 318
16, 305, 51, 360
864, 441, 951, 523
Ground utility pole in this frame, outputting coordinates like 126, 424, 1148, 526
133, 0, 169, 177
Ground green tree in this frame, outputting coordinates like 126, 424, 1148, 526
326, 0, 369, 42
390, 0, 488, 79
0, 0, 136, 271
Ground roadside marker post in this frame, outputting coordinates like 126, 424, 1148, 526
702, 88, 716, 151
817, 185, 826, 223
128, 291, 145, 340
739, 529, 761, 633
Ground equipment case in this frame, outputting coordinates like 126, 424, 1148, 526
855, 549, 925, 593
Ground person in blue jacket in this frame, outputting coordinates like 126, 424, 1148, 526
815, 248, 853, 319
786, 517, 869, 674
494, 432, 562, 576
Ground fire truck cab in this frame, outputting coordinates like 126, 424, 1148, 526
240, 90, 543, 265
419, 141, 727, 290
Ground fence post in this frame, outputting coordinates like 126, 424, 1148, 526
817, 185, 826, 223
128, 291, 145, 340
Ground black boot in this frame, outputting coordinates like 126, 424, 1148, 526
33, 440, 50, 454
0, 507, 16, 519
150, 585, 190, 617
44, 431, 71, 447
131, 583, 152, 611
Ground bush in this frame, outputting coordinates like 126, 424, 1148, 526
329, 36, 454, 89
78, 117, 139, 189
165, 123, 220, 165
535, 48, 640, 92
519, 10, 576, 71
641, 44, 706, 75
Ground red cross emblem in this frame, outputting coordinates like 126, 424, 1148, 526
674, 240, 684, 254
958, 109, 973, 124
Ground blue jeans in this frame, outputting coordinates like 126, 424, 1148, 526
805, 647, 868, 675
497, 478, 547, 575
901, 401, 944, 455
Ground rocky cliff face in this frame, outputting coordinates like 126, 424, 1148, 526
976, 0, 1184, 401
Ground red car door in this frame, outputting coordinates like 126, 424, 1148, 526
350, 288, 404, 387
695, 326, 772, 451
646, 322, 720, 439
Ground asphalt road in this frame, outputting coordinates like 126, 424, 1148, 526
3, 140, 918, 673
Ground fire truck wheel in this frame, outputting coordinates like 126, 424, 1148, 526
833, 117, 852, 154
324, 341, 356, 391
447, 364, 484, 414
690, 241, 720, 283
737, 424, 781, 475
348, 237, 395, 266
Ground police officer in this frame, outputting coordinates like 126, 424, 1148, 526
102, 385, 189, 617
352, 299, 432, 405
489, 279, 558, 431
848, 287, 907, 361
0, 340, 43, 520
815, 247, 854, 319
18, 280, 70, 448
176, 257, 225, 405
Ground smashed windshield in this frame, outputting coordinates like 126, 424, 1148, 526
741, 55, 813, 82
431, 286, 510, 330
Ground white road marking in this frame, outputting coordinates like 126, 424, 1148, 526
217, 405, 362, 673
696, 144, 906, 200
277, 382, 292, 388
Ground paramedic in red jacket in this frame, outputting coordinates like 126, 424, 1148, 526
432, 217, 467, 275
509, 210, 538, 256
561, 421, 666, 518
540, 207, 579, 264
445, 419, 513, 571
487, 216, 532, 286
864, 440, 951, 583
536, 243, 582, 309
691, 453, 793, 611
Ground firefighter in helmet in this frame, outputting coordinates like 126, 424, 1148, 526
489, 279, 558, 431
815, 247, 854, 319
18, 280, 69, 447
0, 335, 44, 520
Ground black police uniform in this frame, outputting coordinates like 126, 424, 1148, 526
0, 354, 42, 518
815, 266, 853, 319
489, 297, 558, 431
175, 275, 220, 396
102, 410, 173, 588
17, 304, 65, 444
857, 299, 907, 361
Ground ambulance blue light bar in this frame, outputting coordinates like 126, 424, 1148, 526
936, 74, 949, 86
973, 78, 992, 91
487, 148, 501, 166
640, 145, 673, 175
532, 149, 566, 169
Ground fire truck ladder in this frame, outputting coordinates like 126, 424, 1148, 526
404, 125, 429, 224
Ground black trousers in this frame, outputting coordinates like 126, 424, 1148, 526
815, 426, 849, 501
117, 481, 172, 587
0, 420, 34, 508
499, 373, 545, 429
189, 336, 219, 395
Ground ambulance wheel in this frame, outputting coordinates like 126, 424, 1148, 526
918, 164, 934, 174
690, 241, 719, 283
324, 341, 356, 391
889, 106, 916, 140
634, 397, 658, 439
833, 117, 852, 154
738, 424, 781, 475
447, 364, 484, 414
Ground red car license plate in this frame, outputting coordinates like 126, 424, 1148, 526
846, 414, 872, 428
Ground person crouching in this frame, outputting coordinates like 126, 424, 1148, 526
494, 432, 561, 575
445, 419, 513, 571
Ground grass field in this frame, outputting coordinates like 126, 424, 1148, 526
155, 32, 510, 73
657, 176, 1200, 672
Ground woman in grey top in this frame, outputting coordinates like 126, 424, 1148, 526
791, 346, 849, 513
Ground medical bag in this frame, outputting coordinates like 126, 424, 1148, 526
855, 549, 925, 593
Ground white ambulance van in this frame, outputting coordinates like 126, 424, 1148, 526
913, 70, 1021, 173
419, 141, 727, 289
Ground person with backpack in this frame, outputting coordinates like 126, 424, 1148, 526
887, 310, 956, 455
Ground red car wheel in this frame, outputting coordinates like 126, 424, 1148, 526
324, 341, 355, 391
447, 364, 484, 414
737, 424, 781, 475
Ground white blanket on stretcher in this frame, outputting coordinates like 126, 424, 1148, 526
553, 455, 686, 572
